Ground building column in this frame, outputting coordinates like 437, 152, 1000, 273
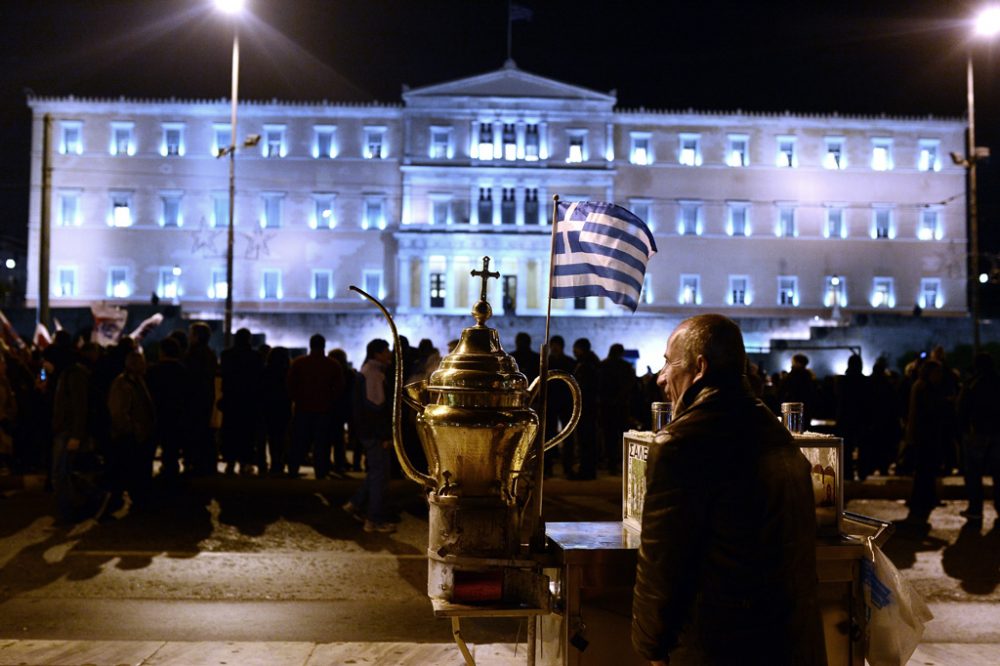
492, 185, 501, 226
605, 122, 615, 162
515, 185, 525, 226
493, 121, 502, 162
537, 186, 548, 226
401, 181, 412, 225
470, 184, 480, 225
539, 121, 549, 160
397, 254, 412, 312
516, 120, 526, 160
470, 120, 480, 159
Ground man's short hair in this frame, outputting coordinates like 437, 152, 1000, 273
792, 353, 810, 368
573, 337, 591, 353
550, 335, 564, 347
366, 338, 390, 360
159, 336, 180, 359
189, 322, 211, 345
675, 314, 746, 380
309, 333, 325, 352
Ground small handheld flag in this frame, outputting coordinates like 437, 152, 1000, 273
550, 200, 657, 312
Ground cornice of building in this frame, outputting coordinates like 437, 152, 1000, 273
26, 93, 401, 113
615, 106, 964, 126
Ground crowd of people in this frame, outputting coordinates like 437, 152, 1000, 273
0, 321, 997, 530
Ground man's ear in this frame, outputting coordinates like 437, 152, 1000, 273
692, 354, 708, 384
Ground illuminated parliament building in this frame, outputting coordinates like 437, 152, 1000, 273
26, 63, 967, 367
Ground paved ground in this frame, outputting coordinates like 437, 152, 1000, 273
0, 470, 997, 665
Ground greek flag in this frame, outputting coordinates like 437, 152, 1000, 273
551, 201, 657, 312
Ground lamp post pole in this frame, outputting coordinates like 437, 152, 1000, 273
223, 24, 239, 349
967, 51, 982, 353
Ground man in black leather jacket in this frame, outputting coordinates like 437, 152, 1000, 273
632, 314, 826, 665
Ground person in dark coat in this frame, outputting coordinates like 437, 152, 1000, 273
184, 322, 218, 476
571, 337, 601, 480
632, 314, 826, 665
146, 336, 189, 480
599, 342, 636, 474
778, 353, 818, 428
866, 357, 901, 477
545, 335, 577, 478
261, 347, 292, 476
219, 328, 263, 475
287, 333, 344, 479
107, 351, 155, 508
511, 332, 540, 384
329, 348, 360, 471
902, 359, 950, 524
835, 354, 869, 480
957, 352, 1000, 522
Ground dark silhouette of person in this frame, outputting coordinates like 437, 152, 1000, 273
146, 336, 190, 480
571, 337, 601, 480
287, 333, 344, 479
511, 332, 540, 384
778, 353, 818, 428
835, 354, 869, 480
261, 346, 292, 476
184, 322, 218, 476
329, 348, 360, 471
599, 342, 637, 474
632, 314, 825, 665
957, 352, 1000, 522
903, 359, 951, 524
107, 351, 155, 508
545, 335, 577, 478
220, 328, 263, 476
866, 357, 901, 477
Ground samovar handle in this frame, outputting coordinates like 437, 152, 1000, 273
349, 285, 436, 490
527, 370, 582, 452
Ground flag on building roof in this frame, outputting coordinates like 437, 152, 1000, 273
550, 200, 657, 312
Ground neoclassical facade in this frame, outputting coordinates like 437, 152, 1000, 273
26, 64, 967, 333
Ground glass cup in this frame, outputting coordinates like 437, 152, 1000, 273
781, 402, 805, 434
651, 402, 672, 431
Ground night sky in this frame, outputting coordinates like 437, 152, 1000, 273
2, 0, 1000, 251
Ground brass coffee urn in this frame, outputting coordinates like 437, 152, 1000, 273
351, 258, 580, 614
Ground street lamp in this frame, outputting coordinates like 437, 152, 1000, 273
963, 7, 1000, 352
215, 0, 245, 347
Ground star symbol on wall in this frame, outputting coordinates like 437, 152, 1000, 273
190, 218, 222, 257
242, 226, 275, 261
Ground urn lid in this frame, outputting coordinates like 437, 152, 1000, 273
425, 257, 528, 394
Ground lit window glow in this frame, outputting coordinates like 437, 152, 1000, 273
918, 140, 941, 172
728, 276, 751, 306
679, 274, 701, 305
871, 139, 893, 171
313, 126, 337, 159
823, 138, 845, 169
727, 135, 748, 167
630, 133, 653, 165
870, 278, 895, 308
776, 137, 796, 167
678, 134, 701, 166
919, 278, 943, 309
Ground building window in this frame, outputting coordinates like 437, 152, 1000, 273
213, 124, 232, 156
678, 133, 702, 166
161, 123, 185, 157
501, 187, 516, 225
364, 127, 385, 159
312, 194, 336, 229
60, 121, 83, 155
524, 124, 540, 161
918, 139, 941, 172
776, 136, 796, 168
430, 272, 446, 308
778, 276, 799, 306
430, 127, 452, 159
476, 122, 495, 161
574, 296, 588, 310
109, 191, 133, 228
823, 137, 846, 170
566, 130, 587, 163
918, 209, 941, 240
313, 125, 337, 158
679, 274, 701, 305
871, 277, 895, 308
260, 269, 282, 300
726, 134, 748, 167
59, 191, 82, 227
871, 138, 893, 171
212, 193, 229, 229
872, 207, 893, 239
630, 132, 653, 165
108, 266, 130, 299
311, 270, 333, 300
502, 123, 517, 161
261, 193, 283, 229
678, 201, 702, 236
157, 267, 180, 300
363, 197, 386, 230
524, 188, 539, 225
209, 267, 227, 299
363, 269, 385, 300
430, 196, 451, 225
56, 267, 78, 297
825, 206, 847, 239
642, 274, 654, 305
919, 278, 943, 309
477, 187, 493, 225
824, 275, 847, 307
776, 205, 796, 238
263, 125, 286, 158
110, 122, 134, 156
728, 275, 750, 306
160, 193, 182, 228
629, 199, 652, 231
727, 202, 750, 237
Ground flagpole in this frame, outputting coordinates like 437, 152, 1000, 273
506, 0, 512, 62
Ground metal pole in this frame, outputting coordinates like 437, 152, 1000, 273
39, 114, 52, 329
224, 25, 239, 348
968, 52, 982, 353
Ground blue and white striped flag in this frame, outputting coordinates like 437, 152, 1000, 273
551, 201, 657, 312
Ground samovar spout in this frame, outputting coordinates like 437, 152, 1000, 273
349, 285, 436, 490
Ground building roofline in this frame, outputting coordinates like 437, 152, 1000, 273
615, 106, 964, 123
26, 93, 401, 110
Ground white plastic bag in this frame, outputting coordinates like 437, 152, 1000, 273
862, 537, 934, 666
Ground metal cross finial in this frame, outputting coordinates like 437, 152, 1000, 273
471, 256, 500, 302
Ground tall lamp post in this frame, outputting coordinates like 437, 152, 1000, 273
215, 0, 245, 348
963, 7, 1000, 353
